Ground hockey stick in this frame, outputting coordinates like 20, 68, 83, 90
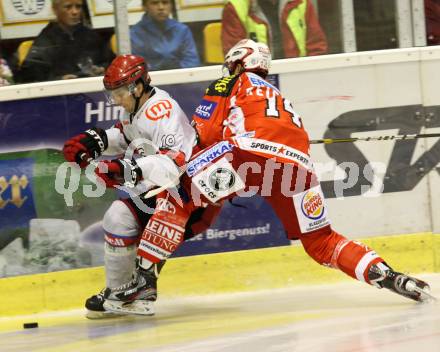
123, 131, 440, 198
310, 133, 440, 144
83, 132, 440, 198
139, 169, 186, 199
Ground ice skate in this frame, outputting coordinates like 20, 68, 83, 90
103, 260, 164, 316
103, 298, 155, 316
85, 288, 126, 319
368, 263, 435, 302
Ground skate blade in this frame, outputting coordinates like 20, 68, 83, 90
405, 280, 437, 303
85, 309, 126, 320
103, 299, 155, 316
413, 286, 437, 303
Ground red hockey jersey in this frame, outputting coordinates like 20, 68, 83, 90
192, 72, 312, 170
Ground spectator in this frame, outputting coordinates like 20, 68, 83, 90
16, 0, 114, 83
425, 0, 440, 45
130, 0, 201, 71
221, 0, 328, 59
0, 58, 13, 86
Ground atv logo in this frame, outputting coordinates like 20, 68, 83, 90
194, 100, 217, 120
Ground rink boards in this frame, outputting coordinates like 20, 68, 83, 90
1, 47, 440, 316
1, 232, 440, 316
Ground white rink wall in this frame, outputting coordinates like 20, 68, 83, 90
1, 47, 440, 238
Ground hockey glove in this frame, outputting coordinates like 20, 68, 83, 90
95, 159, 142, 188
63, 128, 108, 168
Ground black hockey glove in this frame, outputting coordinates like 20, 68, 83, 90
63, 128, 108, 168
95, 158, 143, 188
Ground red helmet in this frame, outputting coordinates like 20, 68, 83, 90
103, 55, 151, 90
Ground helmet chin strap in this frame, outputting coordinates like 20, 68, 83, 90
232, 62, 245, 76
223, 62, 243, 77
131, 94, 142, 122
129, 81, 149, 122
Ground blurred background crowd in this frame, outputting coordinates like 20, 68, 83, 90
0, 0, 438, 86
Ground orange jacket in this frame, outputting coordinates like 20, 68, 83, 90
221, 0, 328, 58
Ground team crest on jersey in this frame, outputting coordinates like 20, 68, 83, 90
207, 75, 239, 97
209, 167, 235, 191
194, 99, 217, 120
146, 100, 172, 121
192, 156, 245, 202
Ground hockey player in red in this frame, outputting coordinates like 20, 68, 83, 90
101, 41, 432, 315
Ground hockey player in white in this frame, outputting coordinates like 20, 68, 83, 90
63, 55, 199, 318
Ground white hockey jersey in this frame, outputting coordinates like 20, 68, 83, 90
104, 87, 197, 189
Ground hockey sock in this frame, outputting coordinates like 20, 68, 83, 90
301, 230, 384, 283
104, 242, 137, 288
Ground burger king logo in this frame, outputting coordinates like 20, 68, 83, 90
301, 190, 325, 220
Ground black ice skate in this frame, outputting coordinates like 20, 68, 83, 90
85, 288, 124, 319
103, 261, 164, 316
368, 263, 435, 302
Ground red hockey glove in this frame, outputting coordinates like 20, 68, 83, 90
95, 159, 142, 188
63, 128, 108, 168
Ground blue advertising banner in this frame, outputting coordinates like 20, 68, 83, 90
0, 158, 37, 231
0, 75, 288, 277
174, 196, 289, 257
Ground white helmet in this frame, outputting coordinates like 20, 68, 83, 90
223, 39, 271, 77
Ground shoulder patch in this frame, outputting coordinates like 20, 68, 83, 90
206, 75, 240, 97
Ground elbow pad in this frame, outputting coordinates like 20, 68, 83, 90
136, 154, 181, 189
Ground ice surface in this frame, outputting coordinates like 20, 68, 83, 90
1, 274, 439, 352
